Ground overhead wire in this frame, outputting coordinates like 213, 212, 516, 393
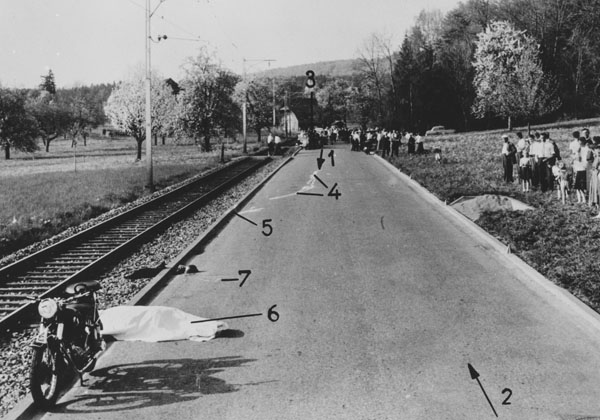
125, 0, 207, 44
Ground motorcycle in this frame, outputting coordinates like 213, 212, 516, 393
29, 280, 105, 408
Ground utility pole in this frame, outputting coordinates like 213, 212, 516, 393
144, 0, 166, 192
242, 58, 276, 152
242, 58, 247, 154
145, 0, 152, 192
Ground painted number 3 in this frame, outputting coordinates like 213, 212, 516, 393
305, 70, 315, 88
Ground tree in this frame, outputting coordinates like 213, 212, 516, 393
105, 70, 177, 160
355, 33, 392, 126
472, 20, 560, 128
177, 49, 240, 151
315, 78, 353, 126
27, 91, 70, 152
39, 69, 56, 95
233, 77, 275, 142
0, 88, 39, 159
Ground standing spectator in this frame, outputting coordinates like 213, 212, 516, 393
391, 130, 400, 157
519, 151, 532, 192
582, 137, 593, 194
407, 132, 416, 154
516, 132, 527, 167
573, 138, 588, 203
589, 143, 600, 207
541, 132, 556, 192
330, 129, 337, 144
267, 132, 274, 156
415, 133, 424, 154
381, 130, 391, 158
553, 161, 570, 204
529, 133, 542, 189
569, 130, 581, 156
501, 134, 516, 183
582, 128, 592, 144
274, 134, 282, 155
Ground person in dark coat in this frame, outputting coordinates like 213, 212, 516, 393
501, 134, 516, 183
407, 133, 416, 154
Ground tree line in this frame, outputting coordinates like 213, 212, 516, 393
0, 70, 114, 159
3, 0, 598, 159
347, 0, 600, 133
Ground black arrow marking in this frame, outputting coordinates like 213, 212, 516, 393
296, 192, 324, 197
313, 174, 329, 189
317, 147, 325, 170
191, 313, 263, 324
468, 364, 498, 417
234, 212, 257, 226
328, 150, 335, 167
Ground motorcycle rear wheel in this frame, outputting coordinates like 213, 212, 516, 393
29, 345, 61, 408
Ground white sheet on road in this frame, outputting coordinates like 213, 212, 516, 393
100, 305, 228, 342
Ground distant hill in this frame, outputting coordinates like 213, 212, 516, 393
253, 58, 360, 78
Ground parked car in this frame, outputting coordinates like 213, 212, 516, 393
425, 125, 455, 136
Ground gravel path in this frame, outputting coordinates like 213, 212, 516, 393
0, 156, 286, 418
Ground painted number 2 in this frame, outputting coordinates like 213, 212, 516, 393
502, 388, 512, 405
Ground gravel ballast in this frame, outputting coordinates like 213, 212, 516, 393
0, 157, 287, 418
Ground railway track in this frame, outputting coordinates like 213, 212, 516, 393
0, 156, 269, 332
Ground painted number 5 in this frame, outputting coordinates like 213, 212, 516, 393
262, 219, 273, 236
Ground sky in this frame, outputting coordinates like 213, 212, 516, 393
0, 0, 464, 88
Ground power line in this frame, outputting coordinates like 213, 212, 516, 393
126, 0, 205, 42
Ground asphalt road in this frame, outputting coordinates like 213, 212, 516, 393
41, 146, 600, 420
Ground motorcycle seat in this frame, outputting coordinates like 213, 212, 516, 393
65, 280, 101, 295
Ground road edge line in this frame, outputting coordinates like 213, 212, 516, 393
373, 154, 600, 337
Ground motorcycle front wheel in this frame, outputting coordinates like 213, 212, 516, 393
29, 345, 61, 408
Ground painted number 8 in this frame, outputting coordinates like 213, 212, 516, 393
305, 70, 315, 88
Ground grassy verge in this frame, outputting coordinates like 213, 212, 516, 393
0, 135, 257, 259
388, 123, 600, 313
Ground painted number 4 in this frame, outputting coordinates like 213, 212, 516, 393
327, 183, 341, 200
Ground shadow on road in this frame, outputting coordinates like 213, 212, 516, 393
50, 356, 257, 414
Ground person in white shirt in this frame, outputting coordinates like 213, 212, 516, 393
540, 132, 556, 192
267, 132, 274, 156
569, 131, 581, 156
516, 131, 527, 162
274, 135, 282, 155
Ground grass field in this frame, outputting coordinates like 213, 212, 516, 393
0, 133, 263, 258
389, 121, 600, 313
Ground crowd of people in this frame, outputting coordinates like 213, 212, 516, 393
502, 128, 600, 206
349, 128, 429, 157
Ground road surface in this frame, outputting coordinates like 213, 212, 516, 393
40, 146, 600, 420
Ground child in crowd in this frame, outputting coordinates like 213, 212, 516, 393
519, 151, 532, 192
553, 161, 570, 204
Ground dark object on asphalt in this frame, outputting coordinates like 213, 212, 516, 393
125, 261, 167, 279
175, 264, 199, 274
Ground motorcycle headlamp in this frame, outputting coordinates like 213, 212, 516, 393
38, 299, 58, 319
